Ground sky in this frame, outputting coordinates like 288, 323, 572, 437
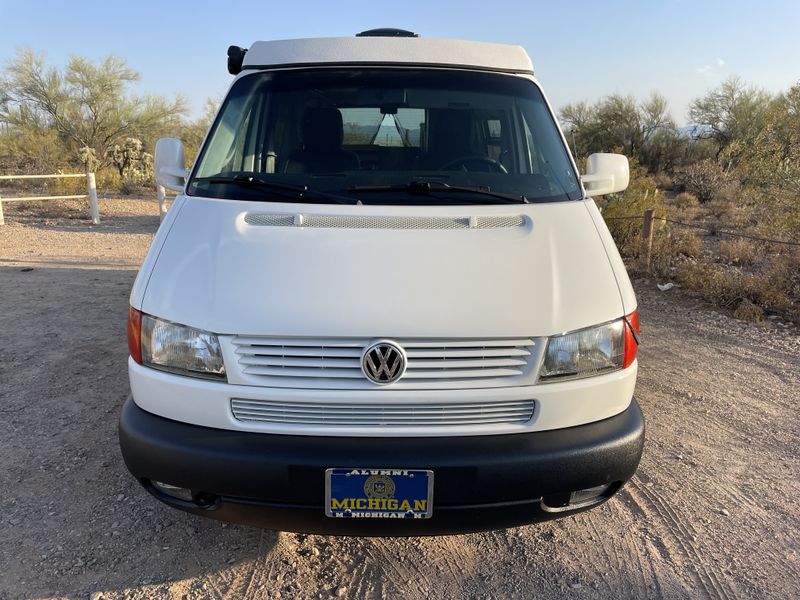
1, 0, 798, 124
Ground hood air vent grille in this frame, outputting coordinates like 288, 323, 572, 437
244, 213, 525, 230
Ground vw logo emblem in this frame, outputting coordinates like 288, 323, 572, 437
361, 340, 407, 385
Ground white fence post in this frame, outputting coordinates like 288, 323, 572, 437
157, 184, 167, 222
86, 172, 100, 224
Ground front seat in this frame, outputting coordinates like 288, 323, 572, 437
285, 107, 360, 173
417, 109, 483, 170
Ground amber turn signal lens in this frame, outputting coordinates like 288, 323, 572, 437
622, 309, 639, 369
127, 306, 143, 364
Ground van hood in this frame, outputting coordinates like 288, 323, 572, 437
140, 197, 624, 338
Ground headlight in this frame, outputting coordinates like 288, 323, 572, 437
538, 312, 638, 383
140, 315, 226, 380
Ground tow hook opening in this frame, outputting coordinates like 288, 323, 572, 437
146, 480, 221, 510
540, 482, 620, 513
192, 491, 220, 509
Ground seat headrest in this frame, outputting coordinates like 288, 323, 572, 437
302, 107, 344, 150
429, 109, 474, 153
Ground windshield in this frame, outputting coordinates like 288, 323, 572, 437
188, 69, 582, 204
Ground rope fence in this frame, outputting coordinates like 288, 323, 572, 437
603, 209, 799, 272
603, 212, 800, 247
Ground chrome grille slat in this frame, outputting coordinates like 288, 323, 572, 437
231, 399, 532, 410
235, 347, 363, 358
242, 366, 366, 378
408, 358, 527, 368
231, 336, 537, 389
231, 398, 535, 427
231, 406, 533, 416
232, 336, 365, 347
238, 356, 362, 368
398, 339, 534, 348
405, 348, 530, 358
403, 368, 523, 379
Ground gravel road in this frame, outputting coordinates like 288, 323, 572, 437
1, 199, 798, 599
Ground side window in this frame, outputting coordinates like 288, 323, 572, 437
196, 92, 262, 177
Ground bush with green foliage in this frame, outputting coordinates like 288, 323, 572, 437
600, 159, 665, 247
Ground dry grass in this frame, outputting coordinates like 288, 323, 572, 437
677, 256, 798, 322
706, 197, 737, 223
653, 172, 675, 191
719, 238, 757, 265
674, 192, 700, 210
733, 299, 764, 322
7, 198, 90, 220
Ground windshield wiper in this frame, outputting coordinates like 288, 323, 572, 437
194, 175, 359, 205
348, 180, 528, 204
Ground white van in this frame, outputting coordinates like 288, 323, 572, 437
119, 29, 643, 535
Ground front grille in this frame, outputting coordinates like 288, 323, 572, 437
231, 398, 535, 427
244, 213, 526, 230
230, 336, 538, 390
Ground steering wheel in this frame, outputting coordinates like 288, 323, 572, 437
439, 155, 508, 173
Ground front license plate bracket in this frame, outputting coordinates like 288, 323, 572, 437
325, 468, 433, 519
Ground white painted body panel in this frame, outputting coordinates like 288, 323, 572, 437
129, 43, 638, 437
243, 37, 533, 73
129, 358, 637, 437
584, 200, 637, 313
129, 194, 187, 308
138, 197, 623, 337
130, 195, 637, 436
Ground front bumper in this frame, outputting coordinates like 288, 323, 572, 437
118, 396, 644, 536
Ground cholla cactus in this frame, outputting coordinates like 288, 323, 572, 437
106, 138, 155, 191
106, 137, 145, 178
79, 146, 99, 172
128, 151, 154, 186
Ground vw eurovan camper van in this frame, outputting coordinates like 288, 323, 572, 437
119, 29, 644, 535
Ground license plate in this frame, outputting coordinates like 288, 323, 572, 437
325, 468, 433, 519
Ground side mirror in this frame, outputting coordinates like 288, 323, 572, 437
154, 138, 188, 193
581, 153, 629, 196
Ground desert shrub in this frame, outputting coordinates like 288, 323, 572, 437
645, 232, 678, 277
0, 129, 68, 174
740, 187, 800, 242
119, 179, 144, 196
52, 174, 85, 196
96, 169, 121, 194
719, 238, 757, 265
674, 229, 703, 257
639, 227, 703, 277
707, 197, 736, 223
733, 299, 764, 322
674, 160, 728, 203
678, 260, 793, 318
601, 159, 664, 246
653, 172, 675, 191
674, 192, 700, 210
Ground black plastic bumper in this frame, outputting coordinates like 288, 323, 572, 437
118, 397, 644, 535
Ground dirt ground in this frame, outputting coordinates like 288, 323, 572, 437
0, 199, 798, 600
